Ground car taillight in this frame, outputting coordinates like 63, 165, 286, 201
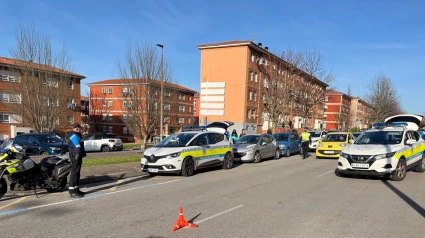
109, 140, 115, 142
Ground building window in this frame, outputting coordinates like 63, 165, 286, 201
164, 104, 170, 110
129, 101, 133, 107
164, 117, 170, 123
0, 114, 10, 123
128, 127, 133, 134
102, 114, 107, 120
102, 101, 107, 107
123, 114, 127, 121
108, 114, 113, 121
248, 90, 253, 100
254, 91, 257, 101
102, 88, 106, 94
249, 71, 254, 81
0, 92, 21, 103
179, 93, 185, 100
155, 89, 158, 96
102, 126, 107, 132
178, 118, 184, 123
154, 102, 158, 109
194, 108, 197, 112
108, 126, 113, 133
251, 53, 255, 62
254, 73, 258, 82
108, 88, 113, 94
178, 106, 185, 112
123, 101, 127, 108
263, 78, 269, 88
325, 96, 328, 102
67, 116, 74, 125
247, 109, 251, 119
66, 79, 73, 89
252, 110, 256, 119
194, 99, 197, 106
123, 127, 128, 134
189, 96, 192, 101
0, 70, 20, 82
108, 101, 113, 107
164, 89, 171, 97
262, 94, 266, 102
189, 107, 191, 112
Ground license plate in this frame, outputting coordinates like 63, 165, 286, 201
351, 163, 369, 168
323, 151, 334, 154
148, 168, 159, 173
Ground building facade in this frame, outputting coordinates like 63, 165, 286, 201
87, 79, 197, 143
81, 96, 90, 134
324, 90, 352, 130
350, 97, 373, 130
0, 57, 85, 139
193, 93, 200, 126
197, 40, 328, 134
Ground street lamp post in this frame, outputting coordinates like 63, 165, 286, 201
156, 44, 164, 140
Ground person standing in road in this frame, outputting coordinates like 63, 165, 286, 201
67, 123, 87, 198
230, 129, 238, 144
301, 129, 312, 160
240, 129, 246, 138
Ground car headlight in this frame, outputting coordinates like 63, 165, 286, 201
168, 152, 181, 158
374, 152, 396, 160
318, 142, 323, 147
50, 147, 60, 151
340, 152, 349, 158
338, 143, 346, 148
279, 144, 285, 149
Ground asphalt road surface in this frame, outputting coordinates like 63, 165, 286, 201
1, 154, 425, 238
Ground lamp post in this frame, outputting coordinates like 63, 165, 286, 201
156, 44, 164, 140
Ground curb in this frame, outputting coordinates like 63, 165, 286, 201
79, 170, 145, 185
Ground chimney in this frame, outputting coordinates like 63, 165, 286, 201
258, 43, 262, 47
265, 46, 269, 51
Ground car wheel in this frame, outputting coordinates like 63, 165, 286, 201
275, 149, 280, 160
222, 152, 233, 170
40, 151, 49, 156
181, 157, 195, 177
416, 154, 425, 173
101, 146, 111, 152
253, 151, 261, 163
390, 159, 407, 181
285, 148, 291, 157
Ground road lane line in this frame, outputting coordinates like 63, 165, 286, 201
195, 205, 245, 225
0, 177, 190, 217
317, 170, 334, 178
109, 180, 124, 191
0, 197, 26, 210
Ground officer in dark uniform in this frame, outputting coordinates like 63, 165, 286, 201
67, 123, 87, 198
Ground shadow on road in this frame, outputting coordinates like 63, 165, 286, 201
188, 213, 202, 223
83, 175, 156, 194
382, 180, 425, 218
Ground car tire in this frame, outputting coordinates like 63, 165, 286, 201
181, 157, 195, 177
101, 145, 111, 152
415, 154, 425, 173
40, 151, 49, 156
222, 152, 233, 170
147, 172, 157, 176
285, 148, 291, 157
390, 159, 407, 181
253, 151, 261, 163
274, 149, 280, 160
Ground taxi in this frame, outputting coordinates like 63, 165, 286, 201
316, 132, 355, 159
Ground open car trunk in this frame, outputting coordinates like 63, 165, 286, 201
206, 121, 234, 134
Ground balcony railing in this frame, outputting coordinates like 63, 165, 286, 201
81, 105, 89, 110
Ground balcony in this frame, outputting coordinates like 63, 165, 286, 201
81, 105, 89, 111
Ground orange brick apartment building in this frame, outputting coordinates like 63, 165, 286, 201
0, 57, 85, 139
87, 79, 197, 142
196, 40, 328, 134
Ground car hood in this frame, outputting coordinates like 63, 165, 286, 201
320, 141, 347, 147
232, 143, 256, 150
143, 147, 183, 156
343, 144, 405, 155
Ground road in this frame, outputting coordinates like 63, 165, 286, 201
1, 154, 425, 238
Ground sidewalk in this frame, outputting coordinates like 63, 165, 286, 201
80, 162, 145, 185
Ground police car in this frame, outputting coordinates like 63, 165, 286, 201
337, 122, 425, 181
141, 122, 234, 176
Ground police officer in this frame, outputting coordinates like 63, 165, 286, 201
68, 123, 87, 198
301, 129, 312, 160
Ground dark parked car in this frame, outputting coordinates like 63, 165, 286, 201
11, 133, 68, 155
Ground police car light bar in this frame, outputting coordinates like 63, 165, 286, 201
390, 122, 409, 127
372, 122, 386, 128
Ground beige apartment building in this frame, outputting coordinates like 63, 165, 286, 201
197, 40, 328, 134
350, 97, 373, 130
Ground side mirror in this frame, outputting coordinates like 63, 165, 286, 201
406, 139, 416, 145
349, 139, 354, 144
322, 135, 326, 138
261, 142, 267, 146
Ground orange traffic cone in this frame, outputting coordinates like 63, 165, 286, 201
172, 206, 198, 232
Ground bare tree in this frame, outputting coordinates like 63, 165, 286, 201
118, 42, 174, 150
88, 90, 110, 132
5, 25, 76, 133
365, 71, 403, 123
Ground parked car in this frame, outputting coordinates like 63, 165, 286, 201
11, 133, 68, 155
316, 132, 354, 159
308, 130, 328, 150
273, 132, 301, 157
83, 133, 123, 152
232, 134, 280, 163
352, 132, 363, 139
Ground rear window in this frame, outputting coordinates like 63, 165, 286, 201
104, 134, 119, 139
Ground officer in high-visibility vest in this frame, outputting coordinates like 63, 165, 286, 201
300, 129, 312, 159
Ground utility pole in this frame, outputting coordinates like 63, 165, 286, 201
156, 44, 164, 140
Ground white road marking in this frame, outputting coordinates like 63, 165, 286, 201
317, 170, 335, 178
195, 205, 245, 225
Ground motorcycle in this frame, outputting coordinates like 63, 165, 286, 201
0, 141, 72, 200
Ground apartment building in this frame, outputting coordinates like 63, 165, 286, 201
196, 40, 328, 133
193, 93, 200, 126
323, 90, 353, 130
350, 97, 373, 130
81, 96, 90, 134
87, 79, 197, 142
0, 57, 85, 139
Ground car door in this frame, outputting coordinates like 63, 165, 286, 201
290, 133, 300, 152
84, 134, 95, 151
92, 134, 103, 151
206, 133, 226, 166
190, 133, 214, 169
268, 135, 277, 155
258, 136, 270, 158
26, 135, 41, 155
406, 131, 422, 165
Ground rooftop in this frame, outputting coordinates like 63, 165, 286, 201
87, 79, 197, 94
0, 56, 85, 79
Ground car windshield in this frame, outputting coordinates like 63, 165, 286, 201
155, 133, 196, 147
309, 132, 322, 137
236, 135, 260, 144
322, 134, 347, 142
273, 134, 289, 141
355, 131, 403, 145
0, 138, 13, 151
35, 134, 63, 143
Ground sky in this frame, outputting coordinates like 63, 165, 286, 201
0, 0, 424, 114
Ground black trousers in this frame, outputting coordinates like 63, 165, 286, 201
301, 141, 310, 158
69, 152, 82, 193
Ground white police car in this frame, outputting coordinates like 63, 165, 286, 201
141, 122, 234, 176
337, 123, 425, 181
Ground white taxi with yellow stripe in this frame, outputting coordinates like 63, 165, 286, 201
337, 125, 425, 181
141, 123, 234, 176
